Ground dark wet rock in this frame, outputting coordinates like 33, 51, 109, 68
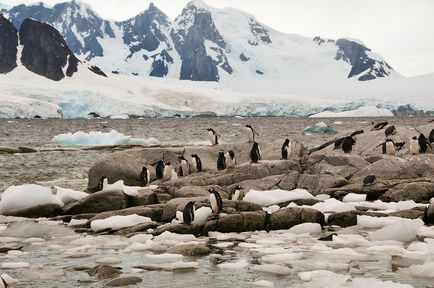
166, 243, 211, 256
88, 265, 122, 279
327, 211, 357, 227
380, 182, 434, 203
222, 200, 262, 214
174, 186, 209, 198
89, 205, 164, 223
105, 276, 142, 286
297, 173, 348, 195
389, 207, 426, 220
323, 184, 388, 201
127, 189, 158, 207
277, 171, 301, 191
2, 203, 63, 218
63, 189, 128, 215
154, 223, 204, 236
426, 204, 434, 225
0, 14, 18, 74
269, 207, 325, 230
19, 18, 80, 80
114, 222, 159, 236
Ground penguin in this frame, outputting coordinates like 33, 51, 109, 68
139, 166, 150, 187
281, 138, 291, 159
333, 138, 344, 150
371, 122, 388, 131
178, 156, 190, 176
182, 201, 195, 225
394, 142, 406, 151
191, 154, 203, 172
384, 125, 396, 137
250, 141, 261, 163
97, 176, 107, 191
409, 136, 419, 155
229, 185, 243, 201
384, 138, 396, 155
418, 133, 432, 153
318, 233, 337, 241
162, 162, 173, 181
226, 150, 237, 169
341, 136, 355, 153
246, 124, 259, 143
363, 175, 376, 186
155, 160, 165, 180
208, 188, 223, 215
207, 128, 219, 145
217, 151, 226, 171
429, 129, 434, 143
350, 130, 364, 137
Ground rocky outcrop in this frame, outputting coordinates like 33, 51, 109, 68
63, 189, 128, 215
2, 203, 63, 218
380, 182, 434, 202
0, 15, 18, 74
268, 207, 325, 230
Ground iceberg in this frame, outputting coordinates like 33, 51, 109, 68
310, 106, 393, 118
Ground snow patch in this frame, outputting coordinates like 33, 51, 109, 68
243, 189, 314, 206
90, 214, 153, 232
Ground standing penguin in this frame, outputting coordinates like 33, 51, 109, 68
139, 166, 150, 187
208, 189, 223, 215
191, 154, 203, 172
341, 136, 355, 153
178, 156, 190, 176
226, 150, 237, 169
250, 141, 261, 163
409, 136, 419, 155
429, 129, 434, 143
162, 162, 173, 181
281, 138, 291, 160
217, 151, 226, 171
383, 138, 396, 155
182, 201, 195, 225
418, 133, 432, 153
155, 160, 165, 180
246, 124, 259, 143
229, 185, 243, 201
207, 128, 219, 146
385, 126, 396, 137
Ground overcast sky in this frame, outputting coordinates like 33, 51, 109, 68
2, 0, 434, 76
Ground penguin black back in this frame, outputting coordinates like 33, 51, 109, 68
394, 142, 406, 151
333, 138, 344, 150
371, 122, 388, 131
155, 160, 165, 179
384, 126, 396, 137
281, 138, 290, 159
139, 166, 149, 187
183, 201, 195, 225
363, 175, 376, 186
217, 151, 226, 170
341, 137, 355, 153
250, 142, 261, 163
418, 133, 432, 153
191, 154, 203, 172
381, 138, 394, 154
97, 176, 107, 191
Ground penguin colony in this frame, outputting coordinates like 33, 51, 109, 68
97, 122, 433, 225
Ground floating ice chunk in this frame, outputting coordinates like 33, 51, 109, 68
369, 218, 424, 242
54, 186, 88, 205
401, 260, 434, 278
310, 198, 355, 213
331, 234, 370, 247
255, 239, 284, 245
417, 226, 434, 239
68, 219, 88, 226
145, 253, 184, 260
124, 242, 153, 252
243, 189, 314, 206
342, 193, 367, 203
357, 215, 404, 229
252, 264, 291, 275
303, 122, 336, 134
154, 231, 196, 242
289, 223, 321, 235
0, 262, 30, 269
0, 220, 75, 238
0, 184, 63, 213
217, 259, 248, 271
262, 253, 303, 264
315, 194, 330, 201
51, 129, 159, 146
252, 280, 274, 287
167, 261, 199, 270
90, 214, 153, 232
129, 234, 153, 243
351, 277, 414, 288
96, 257, 121, 265
298, 270, 350, 285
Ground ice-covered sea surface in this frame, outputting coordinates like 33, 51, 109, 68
1, 116, 434, 287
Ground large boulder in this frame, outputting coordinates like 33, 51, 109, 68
380, 182, 434, 202
204, 211, 266, 233
327, 211, 357, 227
306, 154, 370, 180
173, 186, 209, 198
127, 189, 158, 207
268, 207, 325, 230
0, 15, 18, 74
297, 173, 348, 195
2, 203, 62, 218
63, 190, 128, 215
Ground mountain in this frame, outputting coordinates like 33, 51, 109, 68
2, 0, 396, 85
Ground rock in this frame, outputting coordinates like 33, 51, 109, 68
0, 15, 18, 74
166, 243, 211, 256
154, 223, 204, 236
269, 207, 325, 230
3, 203, 63, 218
380, 182, 434, 202
89, 205, 164, 223
277, 171, 300, 191
161, 197, 208, 222
88, 265, 121, 279
306, 154, 370, 179
389, 207, 426, 220
222, 200, 263, 213
323, 184, 388, 201
327, 211, 357, 227
204, 214, 246, 233
127, 189, 158, 207
114, 222, 159, 236
105, 276, 142, 286
227, 175, 284, 192
297, 173, 348, 195
63, 190, 128, 215
426, 204, 434, 225
174, 186, 209, 198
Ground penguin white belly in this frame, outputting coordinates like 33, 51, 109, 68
191, 157, 197, 171
385, 142, 395, 155
247, 129, 254, 143
232, 190, 240, 201
181, 161, 189, 176
410, 140, 419, 155
210, 194, 218, 212
208, 131, 216, 145
163, 166, 172, 181
146, 170, 151, 185
171, 169, 178, 180
226, 157, 236, 168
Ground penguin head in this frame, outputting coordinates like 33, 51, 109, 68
252, 141, 259, 148
178, 156, 187, 162
227, 150, 235, 159
246, 124, 253, 129
412, 136, 417, 140
234, 185, 243, 190
283, 138, 290, 145
208, 188, 219, 196
165, 161, 171, 166
218, 151, 225, 157
207, 128, 215, 134
386, 138, 394, 142
191, 154, 197, 158
418, 133, 426, 140
141, 166, 148, 172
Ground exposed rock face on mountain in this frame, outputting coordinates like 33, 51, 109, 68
19, 18, 80, 81
1, 0, 398, 83
0, 14, 18, 74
